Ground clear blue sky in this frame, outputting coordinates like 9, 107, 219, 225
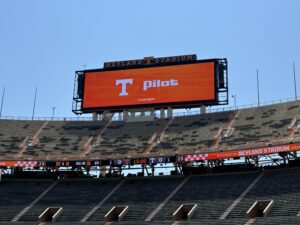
0, 0, 299, 118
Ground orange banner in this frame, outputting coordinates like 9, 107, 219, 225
184, 143, 300, 161
0, 161, 38, 167
83, 62, 215, 109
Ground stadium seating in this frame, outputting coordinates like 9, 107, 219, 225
87, 176, 184, 222
251, 216, 300, 225
19, 179, 120, 222
152, 173, 257, 221
30, 121, 106, 157
0, 100, 299, 159
0, 168, 300, 224
0, 180, 51, 221
221, 101, 300, 149
0, 120, 43, 156
228, 168, 300, 219
153, 111, 233, 152
91, 119, 168, 155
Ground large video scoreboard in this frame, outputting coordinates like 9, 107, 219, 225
72, 55, 228, 114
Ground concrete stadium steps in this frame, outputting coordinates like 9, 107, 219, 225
152, 173, 257, 221
154, 111, 233, 151
221, 101, 300, 148
1, 168, 300, 224
0, 222, 104, 225
177, 218, 248, 224
31, 121, 105, 156
0, 120, 43, 154
251, 216, 300, 225
228, 169, 300, 219
109, 221, 170, 225
92, 119, 168, 154
0, 180, 51, 222
19, 179, 120, 222
88, 177, 184, 222
8, 218, 300, 225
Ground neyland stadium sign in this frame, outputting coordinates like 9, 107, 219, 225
184, 142, 300, 162
104, 54, 197, 69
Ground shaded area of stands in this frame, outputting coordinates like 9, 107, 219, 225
228, 169, 300, 219
0, 180, 51, 221
152, 173, 257, 221
19, 179, 120, 222
0, 168, 300, 224
251, 216, 300, 225
88, 176, 184, 222
2, 217, 300, 224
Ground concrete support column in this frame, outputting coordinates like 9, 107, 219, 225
123, 110, 128, 121
150, 110, 156, 119
92, 112, 98, 121
160, 109, 165, 119
130, 111, 135, 118
200, 105, 206, 114
100, 166, 107, 178
167, 107, 173, 118
102, 111, 111, 121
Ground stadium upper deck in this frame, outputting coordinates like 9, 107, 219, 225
0, 99, 299, 161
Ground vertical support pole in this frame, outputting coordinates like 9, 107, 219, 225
32, 87, 38, 120
92, 112, 98, 121
0, 85, 5, 118
257, 69, 260, 107
293, 61, 297, 100
167, 107, 173, 118
200, 105, 206, 114
160, 108, 165, 119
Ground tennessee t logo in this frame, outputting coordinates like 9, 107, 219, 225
116, 79, 133, 96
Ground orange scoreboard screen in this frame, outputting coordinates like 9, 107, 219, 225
82, 61, 216, 110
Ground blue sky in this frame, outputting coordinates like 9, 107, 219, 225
0, 0, 299, 118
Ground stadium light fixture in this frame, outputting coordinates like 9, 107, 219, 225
51, 106, 56, 120
293, 61, 297, 100
257, 69, 260, 107
32, 87, 38, 120
231, 94, 237, 109
0, 85, 5, 118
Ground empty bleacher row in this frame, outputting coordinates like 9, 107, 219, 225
228, 168, 300, 219
153, 110, 232, 152
151, 173, 257, 221
0, 180, 52, 222
0, 120, 43, 156
0, 168, 300, 224
0, 100, 299, 159
92, 120, 168, 156
30, 121, 106, 157
220, 101, 300, 149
